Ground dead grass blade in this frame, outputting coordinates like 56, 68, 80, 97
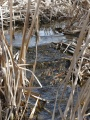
52, 91, 58, 120
58, 105, 65, 120
29, 98, 39, 119
25, 0, 41, 50
0, 100, 2, 120
81, 78, 90, 116
0, 6, 3, 31
78, 105, 83, 120
19, 0, 31, 63
19, 67, 42, 87
8, 0, 13, 53
63, 11, 90, 118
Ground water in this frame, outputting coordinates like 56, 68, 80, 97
5, 28, 66, 47
5, 21, 68, 47
5, 22, 74, 120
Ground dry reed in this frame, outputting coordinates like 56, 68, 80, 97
0, 0, 90, 120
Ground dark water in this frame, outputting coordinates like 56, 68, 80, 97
5, 22, 74, 120
25, 44, 73, 120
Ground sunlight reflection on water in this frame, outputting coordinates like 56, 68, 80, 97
5, 28, 67, 47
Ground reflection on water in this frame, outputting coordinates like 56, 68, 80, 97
5, 21, 68, 47
6, 30, 66, 47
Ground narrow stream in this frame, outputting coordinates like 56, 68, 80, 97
5, 22, 75, 120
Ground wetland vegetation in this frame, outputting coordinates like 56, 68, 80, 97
0, 0, 90, 120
